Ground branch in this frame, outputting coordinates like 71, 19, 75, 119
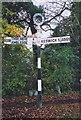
42, 2, 70, 26
12, 16, 30, 24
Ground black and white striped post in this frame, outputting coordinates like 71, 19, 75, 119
37, 45, 42, 108
33, 13, 44, 108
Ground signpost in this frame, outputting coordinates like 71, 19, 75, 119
4, 37, 28, 44
4, 13, 70, 108
40, 36, 70, 45
4, 36, 70, 45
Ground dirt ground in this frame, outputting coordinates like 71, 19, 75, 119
1, 93, 81, 119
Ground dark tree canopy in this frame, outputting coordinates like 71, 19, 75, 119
2, 2, 44, 34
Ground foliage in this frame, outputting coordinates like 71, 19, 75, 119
39, 2, 81, 95
71, 2, 81, 82
41, 44, 77, 95
2, 2, 44, 34
2, 45, 33, 96
2, 2, 41, 97
3, 24, 24, 37
50, 2, 81, 92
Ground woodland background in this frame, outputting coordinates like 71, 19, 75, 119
1, 1, 81, 97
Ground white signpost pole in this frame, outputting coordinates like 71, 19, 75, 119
4, 13, 70, 109
33, 13, 44, 108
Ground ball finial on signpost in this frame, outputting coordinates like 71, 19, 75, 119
33, 13, 44, 26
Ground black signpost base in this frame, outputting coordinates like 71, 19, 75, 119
38, 91, 42, 108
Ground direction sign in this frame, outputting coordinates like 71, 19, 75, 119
4, 36, 70, 45
40, 36, 70, 45
4, 37, 28, 45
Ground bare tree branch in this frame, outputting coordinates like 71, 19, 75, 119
42, 2, 70, 27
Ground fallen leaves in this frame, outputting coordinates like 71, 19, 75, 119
2, 93, 81, 119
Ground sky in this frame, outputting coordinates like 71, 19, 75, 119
32, 0, 72, 7
32, 0, 71, 38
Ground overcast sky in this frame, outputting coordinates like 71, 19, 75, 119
32, 0, 72, 7
32, 0, 71, 38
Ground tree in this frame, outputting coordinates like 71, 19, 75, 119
70, 2, 81, 90
2, 21, 24, 37
55, 2, 81, 90
2, 44, 34, 96
2, 2, 43, 34
41, 43, 77, 95
2, 2, 43, 96
40, 1, 71, 31
2, 1, 80, 96
41, 1, 81, 94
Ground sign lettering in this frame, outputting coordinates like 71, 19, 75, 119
4, 36, 70, 45
40, 36, 70, 45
